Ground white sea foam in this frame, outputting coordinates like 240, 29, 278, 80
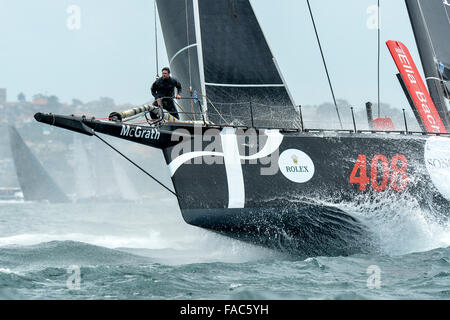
0, 268, 14, 274
339, 195, 450, 256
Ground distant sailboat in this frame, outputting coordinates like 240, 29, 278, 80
0, 187, 23, 202
72, 136, 96, 200
111, 158, 140, 201
8, 126, 69, 203
72, 136, 140, 202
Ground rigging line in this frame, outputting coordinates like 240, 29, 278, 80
185, 0, 193, 90
427, 77, 449, 81
377, 0, 381, 118
154, 0, 159, 78
197, 93, 230, 125
174, 99, 195, 121
185, 0, 195, 119
88, 128, 179, 198
306, 0, 343, 129
205, 83, 285, 88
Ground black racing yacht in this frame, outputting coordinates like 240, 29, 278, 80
34, 0, 450, 256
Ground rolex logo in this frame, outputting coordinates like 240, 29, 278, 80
286, 153, 310, 173
279, 149, 315, 184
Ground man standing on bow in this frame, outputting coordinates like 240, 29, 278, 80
151, 67, 182, 120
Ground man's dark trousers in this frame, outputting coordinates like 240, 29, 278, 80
153, 98, 180, 119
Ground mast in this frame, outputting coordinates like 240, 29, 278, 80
156, 0, 203, 121
405, 0, 450, 129
192, 0, 208, 120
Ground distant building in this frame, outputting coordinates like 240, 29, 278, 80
32, 98, 48, 106
0, 88, 6, 104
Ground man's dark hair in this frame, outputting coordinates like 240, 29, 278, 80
162, 67, 170, 74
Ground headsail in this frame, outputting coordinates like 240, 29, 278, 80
156, 0, 298, 127
405, 0, 450, 129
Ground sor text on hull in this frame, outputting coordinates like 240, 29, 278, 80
427, 158, 450, 169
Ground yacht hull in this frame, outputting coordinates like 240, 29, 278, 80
34, 114, 450, 256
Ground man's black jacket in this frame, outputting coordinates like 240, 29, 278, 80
151, 77, 182, 99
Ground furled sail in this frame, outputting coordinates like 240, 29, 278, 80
405, 0, 450, 129
156, 0, 298, 128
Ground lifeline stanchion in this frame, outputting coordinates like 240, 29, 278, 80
403, 108, 409, 133
351, 107, 357, 133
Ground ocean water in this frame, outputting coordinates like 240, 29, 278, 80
0, 197, 449, 300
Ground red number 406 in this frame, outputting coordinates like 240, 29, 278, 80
350, 154, 408, 192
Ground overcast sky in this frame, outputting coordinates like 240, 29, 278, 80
0, 0, 422, 113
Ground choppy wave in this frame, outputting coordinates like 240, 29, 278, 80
0, 197, 449, 299
0, 241, 152, 269
0, 232, 174, 250
0, 240, 449, 299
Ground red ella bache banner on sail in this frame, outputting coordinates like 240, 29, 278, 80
386, 40, 447, 134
